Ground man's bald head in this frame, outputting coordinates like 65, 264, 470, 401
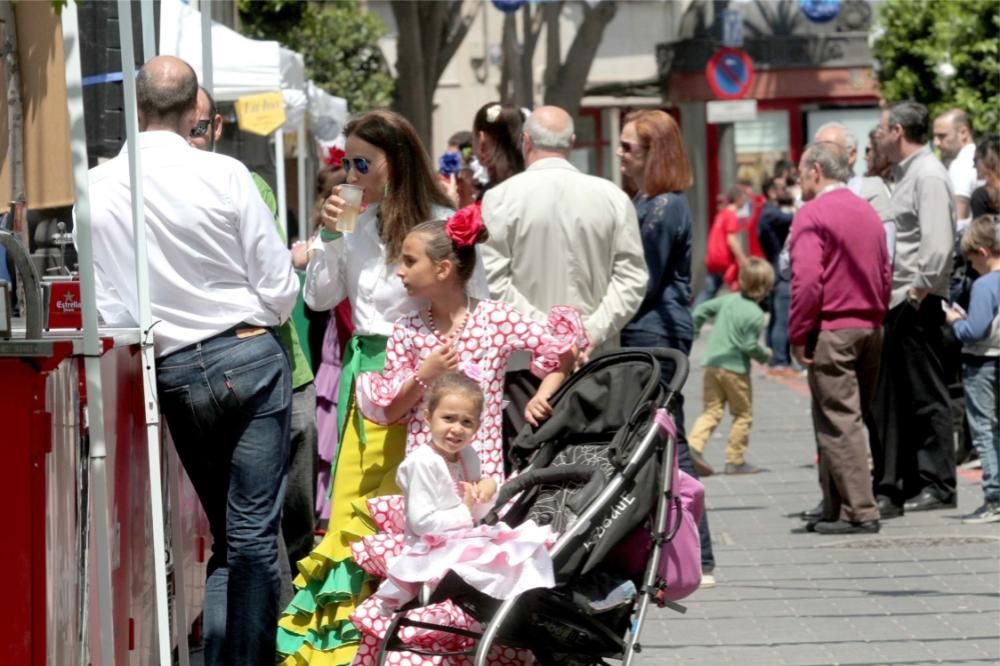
932, 107, 974, 162
136, 55, 198, 131
814, 122, 859, 168
523, 106, 574, 163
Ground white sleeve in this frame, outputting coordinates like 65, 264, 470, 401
233, 167, 299, 323
948, 158, 976, 200
93, 260, 138, 328
399, 453, 474, 536
303, 234, 348, 311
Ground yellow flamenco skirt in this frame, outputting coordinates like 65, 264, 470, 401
277, 400, 407, 665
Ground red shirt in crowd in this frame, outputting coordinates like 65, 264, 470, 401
705, 207, 740, 276
787, 187, 891, 346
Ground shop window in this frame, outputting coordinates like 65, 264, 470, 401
735, 110, 790, 188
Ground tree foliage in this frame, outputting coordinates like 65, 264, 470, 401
238, 0, 393, 114
872, 0, 999, 135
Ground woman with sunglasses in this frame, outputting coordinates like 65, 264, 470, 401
616, 109, 718, 587
279, 110, 488, 664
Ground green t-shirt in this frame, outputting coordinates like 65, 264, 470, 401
692, 293, 769, 375
251, 172, 314, 389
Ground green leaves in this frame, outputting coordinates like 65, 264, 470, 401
873, 0, 1000, 135
238, 0, 393, 113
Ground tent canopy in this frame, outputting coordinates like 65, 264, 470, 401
159, 0, 282, 102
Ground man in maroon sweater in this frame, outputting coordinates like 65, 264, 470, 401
789, 141, 892, 535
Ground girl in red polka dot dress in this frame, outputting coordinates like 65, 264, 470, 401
355, 207, 589, 485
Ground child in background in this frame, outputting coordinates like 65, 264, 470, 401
946, 215, 1000, 524
350, 373, 553, 665
688, 257, 775, 476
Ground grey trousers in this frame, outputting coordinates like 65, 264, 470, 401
808, 328, 882, 523
278, 382, 317, 607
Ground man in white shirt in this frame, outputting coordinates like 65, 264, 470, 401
84, 56, 298, 665
933, 108, 978, 223
480, 105, 647, 449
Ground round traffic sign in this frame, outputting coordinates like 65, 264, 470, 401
706, 48, 754, 100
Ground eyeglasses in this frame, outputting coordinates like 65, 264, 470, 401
190, 119, 212, 138
341, 157, 372, 175
620, 140, 638, 154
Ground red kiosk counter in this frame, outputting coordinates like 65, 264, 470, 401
0, 328, 209, 663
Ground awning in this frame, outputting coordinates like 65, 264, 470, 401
0, 1, 74, 209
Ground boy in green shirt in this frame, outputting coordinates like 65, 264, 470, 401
689, 257, 774, 475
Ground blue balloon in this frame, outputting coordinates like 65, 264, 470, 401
799, 0, 840, 23
491, 0, 527, 13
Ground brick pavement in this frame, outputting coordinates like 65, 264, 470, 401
634, 338, 1000, 666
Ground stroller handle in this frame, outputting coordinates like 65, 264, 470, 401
625, 347, 690, 396
479, 465, 604, 526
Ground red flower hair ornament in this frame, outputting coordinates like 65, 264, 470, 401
445, 204, 486, 248
324, 145, 346, 168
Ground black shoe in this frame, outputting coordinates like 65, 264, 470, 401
800, 500, 824, 521
876, 495, 903, 519
690, 448, 715, 477
903, 490, 957, 512
813, 519, 881, 535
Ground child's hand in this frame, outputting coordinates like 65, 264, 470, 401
459, 481, 477, 510
944, 307, 966, 325
476, 477, 498, 503
418, 343, 459, 386
524, 393, 554, 427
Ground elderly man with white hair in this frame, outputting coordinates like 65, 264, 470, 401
480, 104, 648, 453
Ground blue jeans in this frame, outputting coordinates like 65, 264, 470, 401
157, 328, 291, 665
963, 357, 999, 503
767, 277, 791, 366
620, 328, 716, 570
694, 272, 724, 308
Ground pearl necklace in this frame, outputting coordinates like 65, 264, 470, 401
427, 296, 472, 342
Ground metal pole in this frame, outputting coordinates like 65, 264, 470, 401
200, 0, 212, 95
140, 0, 156, 64
296, 123, 307, 243
116, 3, 172, 665
61, 3, 115, 663
275, 130, 288, 242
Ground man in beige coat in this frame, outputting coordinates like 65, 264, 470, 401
480, 105, 648, 447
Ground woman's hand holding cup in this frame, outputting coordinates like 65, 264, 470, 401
320, 184, 365, 234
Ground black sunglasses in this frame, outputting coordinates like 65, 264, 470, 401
190, 119, 212, 138
341, 157, 372, 175
620, 140, 639, 154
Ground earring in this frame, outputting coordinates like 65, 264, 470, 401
384, 182, 389, 198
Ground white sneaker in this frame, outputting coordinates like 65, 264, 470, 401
962, 501, 1000, 524
700, 572, 716, 589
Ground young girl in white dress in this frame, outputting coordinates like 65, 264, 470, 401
350, 372, 554, 665
355, 206, 590, 483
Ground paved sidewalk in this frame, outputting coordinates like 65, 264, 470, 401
635, 338, 1000, 666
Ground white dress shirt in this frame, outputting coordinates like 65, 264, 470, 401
83, 131, 299, 357
480, 157, 648, 351
303, 203, 488, 337
948, 142, 979, 201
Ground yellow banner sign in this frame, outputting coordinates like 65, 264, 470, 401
234, 91, 286, 136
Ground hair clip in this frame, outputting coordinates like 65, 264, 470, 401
486, 105, 501, 123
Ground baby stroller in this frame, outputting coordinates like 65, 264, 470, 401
376, 348, 691, 665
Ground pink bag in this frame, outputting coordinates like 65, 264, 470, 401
611, 411, 705, 603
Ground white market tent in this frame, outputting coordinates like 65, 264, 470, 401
158, 0, 348, 241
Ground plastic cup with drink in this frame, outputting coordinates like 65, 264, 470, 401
336, 184, 364, 233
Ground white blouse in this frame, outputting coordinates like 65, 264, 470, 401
396, 444, 494, 537
304, 203, 489, 337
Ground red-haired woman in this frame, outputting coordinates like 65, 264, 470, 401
617, 109, 718, 586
